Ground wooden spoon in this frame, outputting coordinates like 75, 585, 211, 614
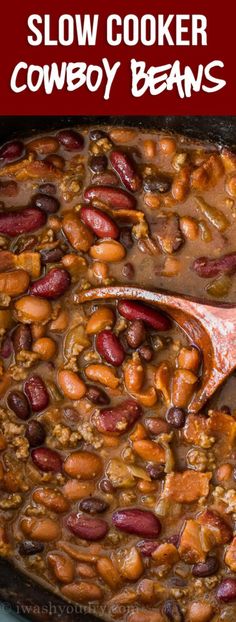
76, 286, 236, 413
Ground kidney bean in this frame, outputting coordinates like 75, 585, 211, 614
19, 540, 44, 556
40, 247, 63, 265
12, 324, 32, 354
0, 140, 24, 162
146, 463, 165, 480
217, 578, 236, 602
24, 374, 49, 412
0, 208, 46, 237
66, 513, 109, 540
86, 385, 110, 405
162, 599, 184, 622
137, 540, 159, 557
7, 390, 31, 420
30, 268, 71, 299
89, 128, 107, 141
79, 497, 109, 514
96, 330, 125, 367
25, 420, 46, 447
0, 180, 18, 196
192, 252, 236, 278
31, 447, 62, 473
126, 320, 146, 348
112, 509, 161, 538
95, 399, 142, 435
64, 450, 103, 480
122, 262, 135, 280
31, 193, 60, 214
84, 185, 136, 210
139, 345, 153, 362
80, 206, 119, 239
39, 183, 56, 195
166, 407, 186, 429
110, 150, 141, 192
192, 556, 219, 578
118, 300, 171, 331
0, 335, 12, 358
89, 155, 108, 173
57, 129, 84, 151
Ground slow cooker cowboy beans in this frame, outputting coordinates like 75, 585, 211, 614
0, 126, 236, 621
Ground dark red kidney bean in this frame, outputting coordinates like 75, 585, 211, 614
143, 174, 171, 194
95, 399, 142, 435
40, 247, 63, 265
122, 263, 135, 280
139, 345, 154, 362
0, 140, 24, 162
112, 509, 161, 538
31, 447, 62, 473
86, 385, 110, 406
137, 540, 159, 557
0, 208, 46, 237
192, 252, 236, 278
19, 540, 44, 556
0, 180, 18, 197
89, 155, 107, 173
162, 599, 184, 622
30, 268, 71, 299
126, 320, 146, 348
80, 206, 119, 240
146, 463, 165, 480
38, 183, 56, 195
79, 497, 109, 514
7, 390, 31, 420
99, 479, 114, 494
166, 407, 186, 429
12, 324, 32, 354
119, 227, 133, 248
57, 129, 84, 151
217, 578, 236, 602
89, 129, 107, 141
31, 193, 60, 214
192, 556, 219, 578
110, 150, 141, 192
84, 185, 136, 210
24, 375, 49, 412
25, 420, 46, 447
96, 330, 125, 367
0, 335, 12, 358
66, 513, 108, 540
118, 300, 171, 331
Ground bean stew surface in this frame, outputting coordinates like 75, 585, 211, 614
0, 126, 236, 622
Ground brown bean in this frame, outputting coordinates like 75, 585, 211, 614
66, 513, 109, 541
110, 150, 141, 192
24, 374, 49, 412
90, 240, 126, 262
86, 306, 115, 334
180, 216, 199, 240
31, 447, 62, 473
21, 517, 61, 541
7, 390, 30, 420
86, 385, 110, 405
61, 581, 103, 603
30, 268, 71, 299
58, 370, 86, 400
145, 417, 169, 436
12, 324, 32, 353
62, 211, 94, 252
112, 509, 161, 538
117, 546, 144, 581
96, 330, 125, 366
64, 451, 103, 480
79, 497, 108, 514
177, 346, 200, 373
27, 136, 59, 155
47, 552, 75, 583
25, 420, 46, 447
0, 270, 29, 296
166, 407, 186, 429
95, 399, 142, 435
33, 487, 69, 513
126, 320, 146, 348
33, 337, 57, 360
15, 296, 52, 323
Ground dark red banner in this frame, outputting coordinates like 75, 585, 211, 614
0, 0, 234, 115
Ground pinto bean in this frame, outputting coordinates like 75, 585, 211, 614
96, 330, 125, 366
31, 447, 63, 473
15, 296, 52, 323
58, 370, 86, 400
118, 300, 170, 330
63, 451, 103, 480
62, 211, 94, 253
0, 270, 30, 297
21, 517, 61, 541
112, 509, 161, 538
133, 440, 165, 463
27, 136, 59, 155
61, 581, 103, 603
47, 552, 75, 583
90, 240, 126, 262
172, 369, 198, 408
33, 487, 69, 513
63, 480, 95, 501
97, 557, 120, 589
24, 374, 49, 412
86, 306, 115, 334
95, 399, 142, 435
0, 208, 46, 237
187, 602, 214, 622
85, 364, 119, 389
124, 356, 144, 393
66, 513, 108, 541
33, 337, 57, 360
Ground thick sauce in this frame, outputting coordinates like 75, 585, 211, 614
0, 126, 235, 622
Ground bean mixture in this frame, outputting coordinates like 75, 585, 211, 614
0, 126, 236, 622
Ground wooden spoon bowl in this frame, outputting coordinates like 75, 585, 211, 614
76, 286, 236, 413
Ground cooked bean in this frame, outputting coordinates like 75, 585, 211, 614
30, 268, 71, 299
39, 183, 56, 194
192, 556, 219, 577
0, 270, 30, 297
62, 211, 94, 253
27, 136, 59, 155
172, 369, 198, 408
89, 128, 107, 141
64, 451, 103, 480
80, 205, 119, 239
12, 324, 32, 353
133, 440, 165, 463
159, 136, 176, 155
96, 330, 125, 366
32, 337, 57, 360
177, 346, 200, 373
61, 581, 103, 602
21, 517, 61, 541
85, 364, 119, 389
187, 602, 214, 622
137, 540, 160, 557
0, 208, 46, 237
31, 193, 60, 214
25, 420, 46, 447
124, 357, 144, 393
0, 180, 18, 196
57, 129, 84, 151
126, 320, 146, 348
33, 487, 69, 513
31, 447, 62, 473
162, 599, 184, 621
139, 345, 153, 361
84, 185, 136, 210
119, 227, 133, 248
24, 374, 49, 412
89, 154, 107, 173
217, 578, 236, 602
110, 150, 141, 192
86, 385, 110, 405
166, 407, 186, 429
66, 513, 108, 540
15, 296, 52, 323
97, 557, 120, 590
86, 306, 115, 334
95, 399, 142, 435
63, 480, 95, 501
192, 252, 236, 278
143, 174, 171, 193
19, 540, 44, 556
112, 509, 161, 538
90, 240, 126, 262
146, 463, 165, 480
0, 335, 12, 358
47, 552, 74, 583
118, 300, 170, 330
79, 497, 108, 514
7, 390, 30, 420
57, 370, 86, 400
0, 140, 24, 162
